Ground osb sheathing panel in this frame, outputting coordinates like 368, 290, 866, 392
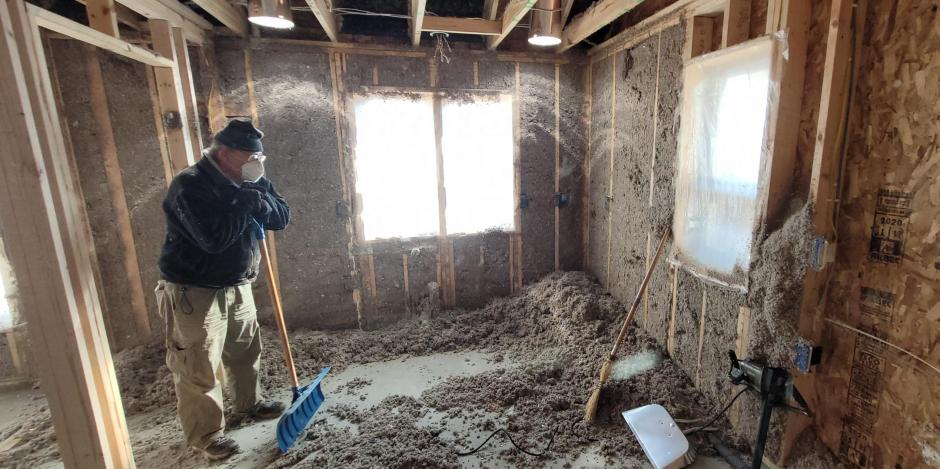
588, 56, 612, 287
558, 63, 585, 271
520, 62, 556, 283
812, 1, 940, 466
816, 324, 940, 468
248, 46, 359, 329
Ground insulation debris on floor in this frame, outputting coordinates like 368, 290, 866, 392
0, 273, 843, 468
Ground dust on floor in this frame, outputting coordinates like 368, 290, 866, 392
0, 272, 843, 468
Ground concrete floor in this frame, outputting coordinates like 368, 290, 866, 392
0, 351, 736, 468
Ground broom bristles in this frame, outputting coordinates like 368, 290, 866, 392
584, 358, 613, 424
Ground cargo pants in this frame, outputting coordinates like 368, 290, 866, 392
155, 280, 263, 449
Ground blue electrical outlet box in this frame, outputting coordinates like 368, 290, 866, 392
794, 340, 821, 373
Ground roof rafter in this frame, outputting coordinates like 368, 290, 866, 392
410, 0, 427, 46
116, 0, 209, 42
560, 0, 574, 26
306, 0, 339, 41
558, 0, 645, 52
487, 0, 537, 50
422, 17, 501, 36
189, 0, 248, 37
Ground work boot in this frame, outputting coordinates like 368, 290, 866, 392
227, 400, 285, 427
250, 399, 285, 420
201, 435, 239, 461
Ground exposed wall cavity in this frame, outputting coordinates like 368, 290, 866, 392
587, 55, 612, 289
584, 17, 826, 456
47, 39, 165, 351
248, 47, 359, 329
214, 39, 585, 329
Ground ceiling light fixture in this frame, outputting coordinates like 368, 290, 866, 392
248, 0, 294, 29
527, 0, 562, 47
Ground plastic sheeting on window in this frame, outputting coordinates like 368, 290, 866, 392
672, 36, 780, 289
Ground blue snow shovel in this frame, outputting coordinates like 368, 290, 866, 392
253, 220, 330, 452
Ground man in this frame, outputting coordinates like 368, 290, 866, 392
156, 119, 290, 460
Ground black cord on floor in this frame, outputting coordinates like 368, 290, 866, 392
683, 386, 748, 436
456, 426, 559, 457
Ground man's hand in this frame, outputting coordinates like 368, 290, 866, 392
234, 188, 272, 217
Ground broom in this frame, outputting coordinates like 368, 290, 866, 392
584, 228, 671, 424
253, 220, 331, 452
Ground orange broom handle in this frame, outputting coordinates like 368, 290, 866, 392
260, 234, 299, 389
608, 228, 671, 360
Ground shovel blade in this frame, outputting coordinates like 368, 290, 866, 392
276, 366, 330, 452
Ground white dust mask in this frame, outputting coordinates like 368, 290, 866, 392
241, 159, 265, 183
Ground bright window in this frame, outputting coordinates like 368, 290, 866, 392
441, 96, 515, 235
0, 273, 9, 331
352, 95, 439, 240
351, 93, 515, 241
673, 38, 774, 285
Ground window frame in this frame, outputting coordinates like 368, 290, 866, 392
670, 35, 795, 291
345, 89, 518, 245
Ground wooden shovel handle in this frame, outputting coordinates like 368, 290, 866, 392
260, 237, 299, 389
608, 228, 671, 359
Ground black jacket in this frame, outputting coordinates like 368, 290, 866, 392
159, 156, 290, 287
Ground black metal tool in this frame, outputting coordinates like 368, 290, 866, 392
727, 351, 812, 469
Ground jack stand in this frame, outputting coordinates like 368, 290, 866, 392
727, 351, 811, 469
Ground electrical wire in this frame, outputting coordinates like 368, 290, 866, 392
431, 32, 452, 63
279, 5, 534, 30
683, 386, 748, 436
327, 7, 413, 19
456, 426, 559, 457
672, 417, 705, 424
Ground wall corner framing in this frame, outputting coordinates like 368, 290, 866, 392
0, 0, 211, 464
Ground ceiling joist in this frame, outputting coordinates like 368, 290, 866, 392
116, 0, 209, 42
73, 0, 141, 32
189, 0, 248, 37
84, 0, 119, 36
560, 0, 575, 27
307, 0, 339, 41
487, 0, 537, 50
422, 17, 501, 36
558, 0, 645, 52
410, 0, 427, 46
28, 3, 174, 67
